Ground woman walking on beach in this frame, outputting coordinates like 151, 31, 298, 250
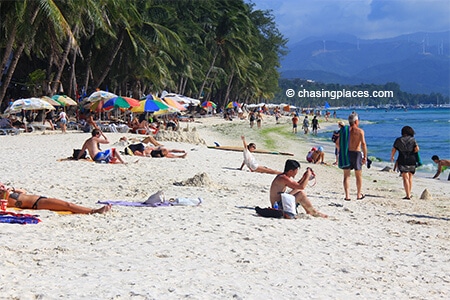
391, 126, 419, 200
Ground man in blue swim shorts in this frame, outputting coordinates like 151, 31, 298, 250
77, 129, 126, 164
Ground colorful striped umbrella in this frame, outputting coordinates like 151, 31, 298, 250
102, 96, 140, 110
131, 98, 170, 113
201, 100, 216, 108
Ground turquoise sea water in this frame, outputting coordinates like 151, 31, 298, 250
312, 108, 450, 178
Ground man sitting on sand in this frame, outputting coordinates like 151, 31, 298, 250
269, 159, 327, 218
239, 136, 281, 174
77, 129, 126, 163
431, 155, 450, 180
1, 182, 111, 214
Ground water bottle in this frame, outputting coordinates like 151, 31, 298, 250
273, 202, 279, 210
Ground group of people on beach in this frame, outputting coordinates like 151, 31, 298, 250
244, 111, 449, 219
2, 110, 448, 219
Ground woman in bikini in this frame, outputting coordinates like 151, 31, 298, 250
1, 182, 111, 214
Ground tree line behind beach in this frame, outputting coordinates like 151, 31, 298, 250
0, 0, 287, 111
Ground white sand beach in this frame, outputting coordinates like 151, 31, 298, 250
1, 115, 449, 299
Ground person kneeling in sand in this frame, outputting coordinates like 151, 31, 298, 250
269, 159, 327, 218
1, 182, 111, 214
306, 146, 325, 164
431, 155, 450, 181
77, 129, 126, 164
239, 136, 281, 174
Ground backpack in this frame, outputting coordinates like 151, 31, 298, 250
73, 149, 87, 160
331, 130, 339, 142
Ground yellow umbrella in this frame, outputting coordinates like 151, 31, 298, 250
41, 96, 61, 107
52, 95, 77, 106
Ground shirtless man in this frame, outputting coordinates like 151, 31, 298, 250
338, 113, 367, 200
269, 159, 327, 218
77, 129, 126, 163
1, 182, 111, 214
431, 155, 450, 180
239, 136, 281, 174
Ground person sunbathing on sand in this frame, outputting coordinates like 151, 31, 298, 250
269, 159, 327, 218
239, 136, 281, 174
1, 182, 111, 214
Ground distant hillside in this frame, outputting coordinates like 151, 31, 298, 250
280, 32, 450, 95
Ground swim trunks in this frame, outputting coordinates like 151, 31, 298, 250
150, 149, 164, 158
94, 148, 115, 163
342, 151, 363, 170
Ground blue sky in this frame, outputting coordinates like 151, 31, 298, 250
248, 0, 450, 43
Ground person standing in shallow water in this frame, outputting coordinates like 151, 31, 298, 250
391, 126, 419, 200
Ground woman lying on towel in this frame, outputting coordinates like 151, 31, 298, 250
1, 182, 111, 214
125, 143, 187, 158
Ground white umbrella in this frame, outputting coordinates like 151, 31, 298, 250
5, 97, 56, 114
87, 90, 118, 102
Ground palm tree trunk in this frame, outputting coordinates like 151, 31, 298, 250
224, 70, 235, 104
198, 46, 219, 100
94, 29, 125, 89
51, 35, 73, 94
0, 4, 40, 105
0, 25, 17, 78
0, 43, 26, 105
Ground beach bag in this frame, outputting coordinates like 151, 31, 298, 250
281, 193, 297, 218
73, 149, 87, 159
331, 130, 339, 142
143, 191, 165, 207
255, 206, 283, 218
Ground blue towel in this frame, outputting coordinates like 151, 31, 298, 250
0, 211, 41, 224
338, 125, 350, 169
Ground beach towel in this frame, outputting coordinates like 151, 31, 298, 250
97, 200, 171, 207
0, 211, 41, 224
338, 125, 350, 169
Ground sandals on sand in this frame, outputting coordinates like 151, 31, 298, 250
357, 194, 365, 200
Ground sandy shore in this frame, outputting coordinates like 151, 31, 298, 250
1, 114, 449, 299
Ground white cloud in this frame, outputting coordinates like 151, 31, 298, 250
249, 0, 450, 42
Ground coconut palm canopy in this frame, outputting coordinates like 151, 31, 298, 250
0, 1, 287, 110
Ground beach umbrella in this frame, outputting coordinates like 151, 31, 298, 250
131, 98, 170, 113
201, 100, 216, 108
41, 96, 61, 107
163, 97, 187, 111
6, 97, 56, 114
52, 95, 77, 106
87, 90, 118, 102
102, 96, 140, 111
226, 101, 240, 109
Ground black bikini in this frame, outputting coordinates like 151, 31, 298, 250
32, 196, 47, 209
